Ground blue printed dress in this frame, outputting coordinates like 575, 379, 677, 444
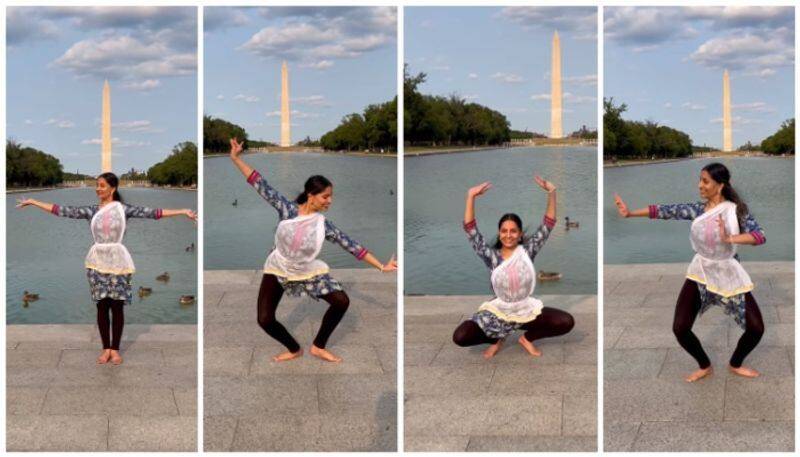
246, 170, 368, 299
463, 216, 556, 338
51, 202, 163, 305
649, 201, 766, 329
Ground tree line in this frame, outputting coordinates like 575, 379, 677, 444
761, 119, 794, 155
319, 98, 397, 152
147, 142, 198, 186
603, 98, 692, 160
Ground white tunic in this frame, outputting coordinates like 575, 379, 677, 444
478, 245, 544, 322
85, 201, 136, 275
686, 201, 753, 297
263, 212, 330, 280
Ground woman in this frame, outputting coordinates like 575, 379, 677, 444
614, 162, 766, 382
229, 138, 396, 363
16, 172, 196, 365
452, 176, 575, 359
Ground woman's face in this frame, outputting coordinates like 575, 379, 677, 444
309, 186, 333, 211
498, 220, 522, 249
698, 170, 723, 200
95, 177, 115, 201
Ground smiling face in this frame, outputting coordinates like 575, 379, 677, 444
95, 177, 116, 202
309, 185, 333, 212
698, 170, 723, 201
498, 219, 522, 249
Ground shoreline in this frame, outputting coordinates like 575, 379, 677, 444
406, 143, 596, 157
605, 152, 793, 168
204, 149, 396, 159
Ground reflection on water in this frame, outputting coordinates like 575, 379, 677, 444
605, 157, 794, 264
405, 147, 597, 295
7, 188, 197, 324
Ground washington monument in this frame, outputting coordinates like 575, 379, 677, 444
101, 80, 112, 172
280, 61, 291, 147
550, 31, 563, 139
722, 69, 732, 152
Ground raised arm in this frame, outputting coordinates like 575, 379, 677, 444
463, 182, 495, 269
230, 137, 295, 219
16, 198, 94, 219
523, 176, 558, 259
324, 220, 396, 272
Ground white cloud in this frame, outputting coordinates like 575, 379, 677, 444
113, 120, 163, 132
467, 73, 478, 79
44, 118, 75, 128
300, 60, 334, 70
710, 115, 762, 125
681, 102, 707, 111
563, 74, 598, 86
531, 94, 550, 101
24, 119, 33, 125
205, 7, 251, 32
234, 94, 261, 103
265, 109, 320, 119
463, 94, 479, 100
122, 79, 161, 91
81, 137, 151, 147
293, 95, 331, 107
563, 92, 596, 104
490, 72, 525, 84
732, 101, 774, 113
216, 94, 225, 100
689, 30, 794, 74
497, 7, 597, 36
664, 102, 673, 108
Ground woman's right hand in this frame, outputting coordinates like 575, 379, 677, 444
614, 193, 630, 218
229, 138, 244, 159
467, 182, 492, 199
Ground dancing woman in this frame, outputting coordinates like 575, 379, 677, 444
614, 162, 766, 382
452, 176, 575, 359
229, 138, 397, 363
16, 172, 197, 365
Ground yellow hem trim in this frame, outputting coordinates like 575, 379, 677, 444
263, 268, 330, 282
86, 264, 135, 275
686, 274, 754, 297
477, 303, 543, 323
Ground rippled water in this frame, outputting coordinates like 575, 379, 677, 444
7, 188, 198, 324
405, 147, 598, 295
605, 157, 794, 264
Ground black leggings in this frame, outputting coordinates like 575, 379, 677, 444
257, 274, 350, 352
673, 279, 764, 369
97, 298, 125, 350
452, 307, 575, 346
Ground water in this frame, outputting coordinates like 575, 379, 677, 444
204, 153, 398, 270
7, 188, 198, 324
405, 147, 598, 296
605, 157, 794, 264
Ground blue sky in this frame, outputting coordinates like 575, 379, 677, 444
7, 7, 197, 176
405, 7, 597, 135
605, 6, 795, 149
204, 7, 397, 143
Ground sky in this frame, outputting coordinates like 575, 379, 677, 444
7, 7, 198, 175
405, 7, 598, 135
204, 7, 397, 144
605, 6, 795, 149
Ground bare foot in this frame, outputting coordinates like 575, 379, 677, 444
272, 348, 304, 362
518, 335, 542, 357
685, 366, 713, 382
729, 365, 760, 378
109, 350, 123, 366
310, 345, 342, 363
483, 339, 504, 359
96, 349, 112, 365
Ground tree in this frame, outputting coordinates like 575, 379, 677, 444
761, 119, 794, 155
203, 116, 248, 153
6, 140, 65, 187
147, 142, 198, 186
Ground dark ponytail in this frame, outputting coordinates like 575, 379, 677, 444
97, 172, 123, 203
702, 162, 747, 229
493, 213, 525, 249
296, 175, 332, 204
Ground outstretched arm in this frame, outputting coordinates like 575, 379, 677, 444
124, 204, 196, 223
324, 220, 396, 272
17, 198, 94, 219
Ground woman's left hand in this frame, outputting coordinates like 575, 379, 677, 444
380, 254, 398, 273
184, 209, 198, 223
717, 215, 731, 243
534, 175, 556, 193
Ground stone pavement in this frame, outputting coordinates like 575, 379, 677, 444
203, 269, 397, 451
605, 261, 794, 451
404, 294, 597, 451
6, 324, 197, 451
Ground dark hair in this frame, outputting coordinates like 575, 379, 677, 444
702, 162, 747, 229
97, 172, 123, 203
296, 175, 332, 204
493, 213, 525, 249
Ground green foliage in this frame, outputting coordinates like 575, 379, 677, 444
147, 142, 198, 186
320, 98, 397, 152
6, 140, 64, 187
569, 125, 597, 139
510, 130, 545, 139
203, 116, 248, 154
603, 98, 692, 159
761, 119, 794, 155
404, 65, 510, 146
120, 168, 148, 181
297, 136, 320, 147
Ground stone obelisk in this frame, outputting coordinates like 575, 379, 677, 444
101, 80, 112, 172
550, 31, 563, 139
722, 69, 732, 152
280, 61, 291, 147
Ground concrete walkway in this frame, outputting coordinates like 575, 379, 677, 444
404, 294, 597, 451
605, 261, 794, 451
6, 324, 197, 451
203, 269, 397, 452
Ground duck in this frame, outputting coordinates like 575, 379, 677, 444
23, 291, 39, 302
389, 189, 394, 196
156, 272, 170, 282
565, 217, 580, 229
138, 287, 153, 298
537, 271, 562, 282
179, 295, 195, 305
185, 242, 195, 252
232, 199, 238, 207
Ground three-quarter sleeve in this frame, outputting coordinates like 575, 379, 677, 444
246, 170, 296, 220
51, 204, 97, 220
123, 204, 163, 220
742, 213, 766, 245
464, 219, 495, 269
324, 220, 368, 259
649, 202, 704, 221
522, 215, 556, 260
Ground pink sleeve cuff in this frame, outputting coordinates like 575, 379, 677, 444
355, 247, 368, 260
247, 170, 261, 185
155, 208, 163, 220
648, 205, 658, 219
50, 204, 60, 215
463, 219, 477, 231
751, 230, 766, 245
543, 216, 556, 229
